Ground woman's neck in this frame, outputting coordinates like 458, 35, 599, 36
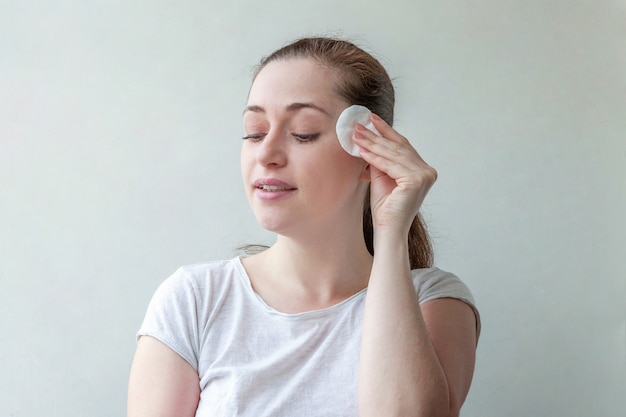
241, 229, 373, 313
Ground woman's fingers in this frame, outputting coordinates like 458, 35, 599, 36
353, 123, 436, 186
354, 125, 411, 167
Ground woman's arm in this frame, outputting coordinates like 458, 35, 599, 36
354, 116, 477, 417
127, 336, 200, 417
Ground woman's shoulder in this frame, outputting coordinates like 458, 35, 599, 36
411, 267, 481, 337
410, 267, 476, 307
175, 257, 240, 278
155, 257, 243, 297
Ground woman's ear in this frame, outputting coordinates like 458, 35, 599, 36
359, 163, 371, 182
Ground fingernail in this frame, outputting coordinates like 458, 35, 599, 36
371, 113, 385, 124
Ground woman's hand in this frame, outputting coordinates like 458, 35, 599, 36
353, 114, 437, 235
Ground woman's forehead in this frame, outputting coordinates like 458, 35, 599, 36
247, 59, 346, 115
250, 60, 336, 96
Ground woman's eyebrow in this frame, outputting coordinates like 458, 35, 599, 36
243, 102, 331, 116
285, 102, 330, 116
243, 105, 264, 115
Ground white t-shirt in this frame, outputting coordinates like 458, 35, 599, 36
138, 257, 480, 417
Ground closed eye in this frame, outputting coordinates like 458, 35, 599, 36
242, 133, 265, 142
292, 133, 320, 143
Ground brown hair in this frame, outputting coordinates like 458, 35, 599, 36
254, 37, 433, 269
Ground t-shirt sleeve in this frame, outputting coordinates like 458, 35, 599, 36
413, 268, 481, 339
137, 267, 200, 370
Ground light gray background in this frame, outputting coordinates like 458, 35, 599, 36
1, 1, 624, 416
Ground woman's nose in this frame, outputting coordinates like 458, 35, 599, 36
256, 131, 287, 167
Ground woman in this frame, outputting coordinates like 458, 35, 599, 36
128, 37, 480, 417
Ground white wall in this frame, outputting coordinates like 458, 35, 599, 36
1, 1, 624, 416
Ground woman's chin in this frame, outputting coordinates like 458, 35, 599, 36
254, 216, 291, 235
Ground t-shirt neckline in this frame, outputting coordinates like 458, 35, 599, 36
233, 256, 368, 319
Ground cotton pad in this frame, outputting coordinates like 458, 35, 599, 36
335, 105, 380, 157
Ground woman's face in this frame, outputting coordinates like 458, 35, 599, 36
241, 58, 369, 237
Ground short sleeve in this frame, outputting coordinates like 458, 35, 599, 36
137, 268, 200, 370
413, 268, 481, 339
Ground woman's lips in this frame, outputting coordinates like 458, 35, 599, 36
253, 178, 297, 200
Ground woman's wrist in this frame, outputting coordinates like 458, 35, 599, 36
372, 225, 409, 248
372, 229, 410, 264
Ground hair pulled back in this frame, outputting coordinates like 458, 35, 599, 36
255, 37, 433, 269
